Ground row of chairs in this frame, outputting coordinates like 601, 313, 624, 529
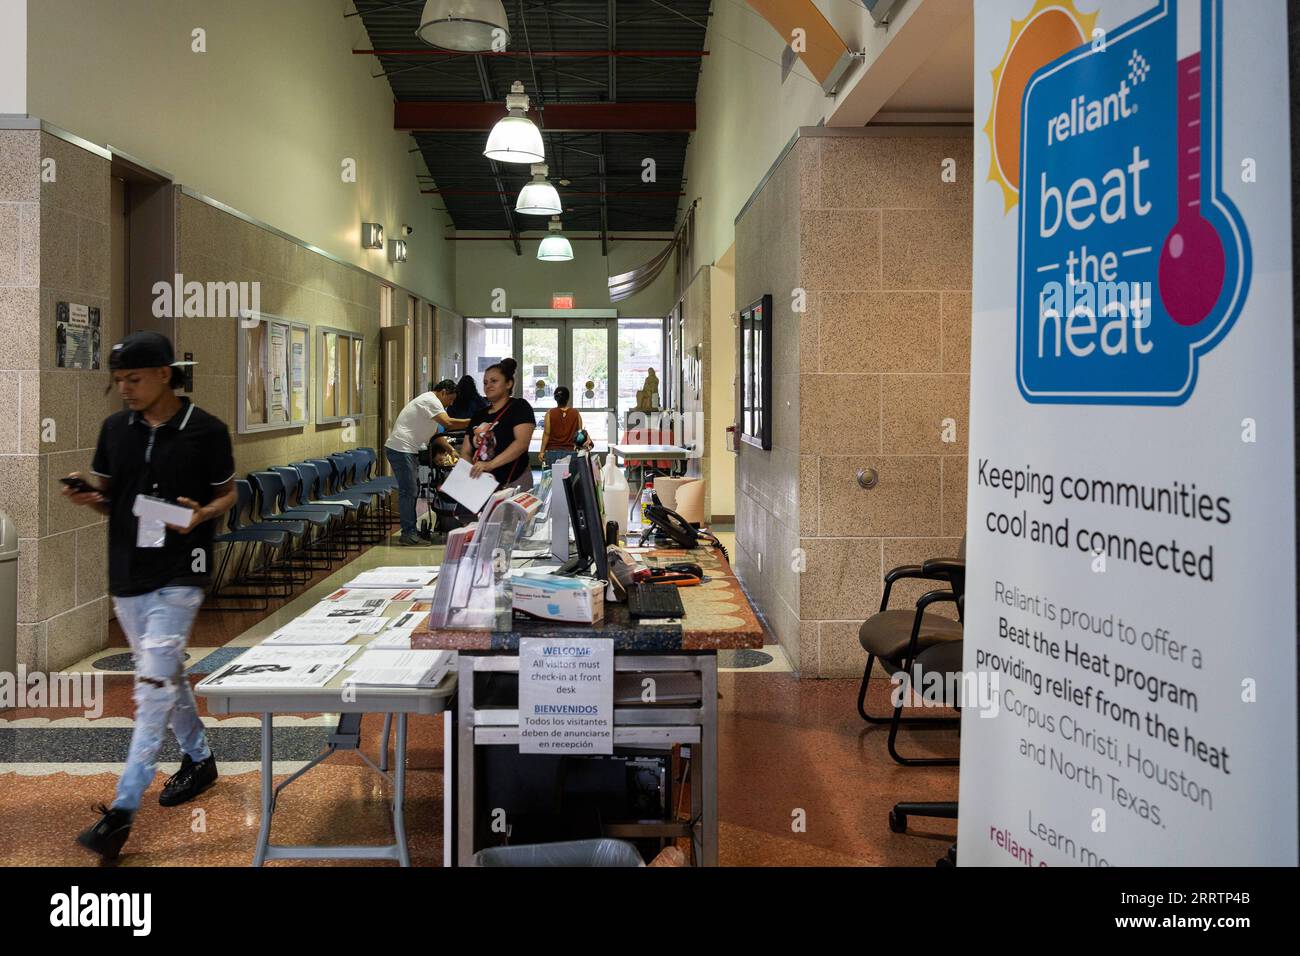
206, 447, 398, 610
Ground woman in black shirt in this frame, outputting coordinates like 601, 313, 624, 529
464, 357, 536, 490
448, 374, 488, 420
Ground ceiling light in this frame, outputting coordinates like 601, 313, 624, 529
415, 0, 510, 52
537, 217, 573, 262
515, 163, 562, 216
484, 81, 545, 164
361, 222, 384, 249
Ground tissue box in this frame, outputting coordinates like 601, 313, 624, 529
512, 574, 605, 624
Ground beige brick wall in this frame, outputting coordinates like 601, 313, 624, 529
0, 131, 116, 671
735, 129, 973, 678
174, 193, 384, 475
0, 127, 436, 672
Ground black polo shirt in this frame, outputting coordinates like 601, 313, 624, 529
91, 398, 235, 597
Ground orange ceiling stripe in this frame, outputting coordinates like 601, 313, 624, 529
744, 0, 852, 86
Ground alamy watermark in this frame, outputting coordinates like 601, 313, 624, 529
0, 667, 104, 718
151, 272, 261, 323
890, 665, 1001, 719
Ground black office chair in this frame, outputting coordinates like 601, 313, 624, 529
888, 595, 964, 867
857, 540, 965, 766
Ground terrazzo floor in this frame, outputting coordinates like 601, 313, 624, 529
0, 524, 959, 866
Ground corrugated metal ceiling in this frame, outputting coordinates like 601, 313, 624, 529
352, 0, 710, 238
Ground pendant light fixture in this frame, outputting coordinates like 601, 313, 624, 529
537, 217, 574, 262
515, 163, 563, 216
415, 0, 510, 52
484, 80, 545, 164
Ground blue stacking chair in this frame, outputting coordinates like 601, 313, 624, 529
249, 471, 336, 572
272, 465, 349, 562
208, 479, 304, 601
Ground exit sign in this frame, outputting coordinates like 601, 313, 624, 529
552, 293, 575, 309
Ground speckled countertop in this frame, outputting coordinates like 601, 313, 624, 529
411, 545, 766, 652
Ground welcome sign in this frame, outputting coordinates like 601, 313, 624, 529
963, 0, 1296, 866
1018, 0, 1250, 403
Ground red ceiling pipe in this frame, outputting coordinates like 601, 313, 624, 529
356, 49, 709, 57
396, 101, 695, 132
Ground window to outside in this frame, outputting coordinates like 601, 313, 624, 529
617, 318, 664, 428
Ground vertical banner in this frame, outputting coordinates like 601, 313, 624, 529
962, 0, 1296, 865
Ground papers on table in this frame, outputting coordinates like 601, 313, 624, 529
344, 649, 454, 688
262, 617, 388, 645
204, 645, 357, 689
346, 567, 439, 589
367, 610, 430, 650
442, 458, 498, 513
301, 596, 390, 618
323, 587, 416, 603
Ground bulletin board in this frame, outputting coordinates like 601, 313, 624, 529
238, 314, 310, 434
318, 326, 365, 424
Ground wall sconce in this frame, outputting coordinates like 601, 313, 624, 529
388, 238, 408, 263
361, 222, 385, 250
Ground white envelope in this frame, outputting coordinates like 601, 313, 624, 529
132, 494, 195, 528
441, 458, 500, 513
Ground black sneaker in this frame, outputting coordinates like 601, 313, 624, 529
75, 804, 133, 861
397, 532, 424, 546
159, 753, 218, 807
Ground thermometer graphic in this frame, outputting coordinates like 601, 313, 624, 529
1157, 0, 1226, 327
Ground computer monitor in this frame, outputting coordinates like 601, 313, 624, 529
557, 451, 609, 580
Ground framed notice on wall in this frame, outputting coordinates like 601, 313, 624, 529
55, 302, 102, 369
318, 326, 365, 424
238, 314, 310, 434
738, 294, 772, 450
961, 0, 1296, 865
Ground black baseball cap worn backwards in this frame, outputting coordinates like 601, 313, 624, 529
108, 331, 177, 370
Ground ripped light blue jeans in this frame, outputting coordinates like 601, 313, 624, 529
111, 586, 211, 813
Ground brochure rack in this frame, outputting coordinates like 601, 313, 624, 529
426, 496, 528, 629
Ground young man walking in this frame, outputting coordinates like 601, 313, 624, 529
384, 379, 469, 545
65, 331, 237, 860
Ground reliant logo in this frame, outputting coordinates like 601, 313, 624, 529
49, 887, 152, 937
1015, 0, 1251, 405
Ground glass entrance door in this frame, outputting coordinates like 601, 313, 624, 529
568, 321, 614, 450
513, 318, 617, 453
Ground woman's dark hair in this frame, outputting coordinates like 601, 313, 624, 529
486, 357, 517, 385
455, 374, 482, 403
553, 386, 571, 407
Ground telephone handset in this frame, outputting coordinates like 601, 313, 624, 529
643, 503, 699, 549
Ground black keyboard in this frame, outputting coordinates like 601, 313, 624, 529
627, 583, 685, 620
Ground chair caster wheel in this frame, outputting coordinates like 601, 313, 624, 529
888, 809, 906, 833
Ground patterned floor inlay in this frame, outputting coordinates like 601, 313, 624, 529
718, 644, 790, 673
185, 646, 249, 675
718, 648, 773, 668
0, 723, 333, 766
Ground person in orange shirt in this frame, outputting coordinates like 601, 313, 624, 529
539, 386, 592, 468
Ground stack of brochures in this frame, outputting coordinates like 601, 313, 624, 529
345, 567, 439, 589
203, 645, 358, 689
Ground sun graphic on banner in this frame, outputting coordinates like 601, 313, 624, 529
984, 0, 1099, 212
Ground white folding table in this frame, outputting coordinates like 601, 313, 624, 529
196, 647, 456, 867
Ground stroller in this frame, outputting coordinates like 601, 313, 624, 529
417, 436, 468, 540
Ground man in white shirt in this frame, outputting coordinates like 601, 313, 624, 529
384, 380, 470, 545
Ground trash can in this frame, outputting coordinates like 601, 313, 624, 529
472, 838, 645, 868
0, 512, 16, 677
